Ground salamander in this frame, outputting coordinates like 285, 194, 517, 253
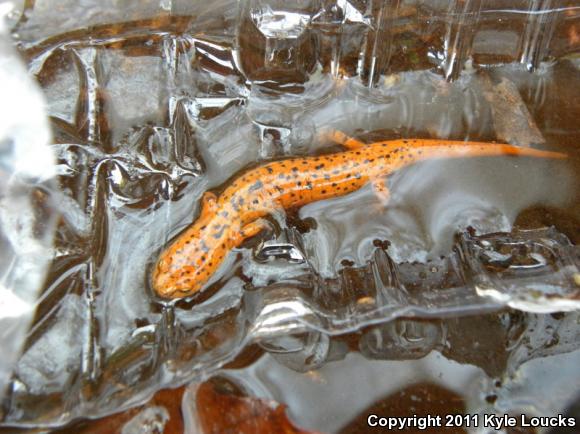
152, 131, 566, 299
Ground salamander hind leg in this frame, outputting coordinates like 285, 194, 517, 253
371, 178, 391, 207
326, 130, 366, 150
232, 219, 273, 246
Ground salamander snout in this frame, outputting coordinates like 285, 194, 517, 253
151, 243, 207, 299
152, 219, 235, 299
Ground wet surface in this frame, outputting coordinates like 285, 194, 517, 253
0, 0, 579, 431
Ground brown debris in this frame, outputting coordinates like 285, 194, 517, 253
339, 383, 466, 434
194, 380, 321, 434
481, 74, 546, 147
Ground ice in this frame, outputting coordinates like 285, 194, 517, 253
15, 294, 85, 393
360, 320, 443, 360
252, 5, 310, 39
100, 49, 164, 129
0, 3, 55, 404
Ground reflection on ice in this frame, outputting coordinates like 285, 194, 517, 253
252, 6, 310, 39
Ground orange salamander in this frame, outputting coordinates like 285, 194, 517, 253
152, 131, 566, 299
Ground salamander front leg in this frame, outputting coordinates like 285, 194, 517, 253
326, 130, 366, 150
200, 191, 218, 217
232, 219, 273, 246
371, 178, 391, 207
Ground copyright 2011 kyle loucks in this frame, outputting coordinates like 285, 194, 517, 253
367, 413, 577, 430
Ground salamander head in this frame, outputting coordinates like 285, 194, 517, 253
152, 219, 235, 299
152, 192, 236, 299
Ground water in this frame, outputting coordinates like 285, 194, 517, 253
0, 0, 579, 430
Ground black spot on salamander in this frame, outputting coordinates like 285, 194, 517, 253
275, 186, 284, 193
306, 181, 313, 190
200, 225, 207, 230
321, 189, 327, 194
252, 199, 259, 204
355, 151, 361, 155
222, 243, 226, 248
315, 164, 325, 170
403, 140, 408, 144
399, 155, 404, 160
292, 167, 299, 172
302, 160, 308, 165
382, 143, 387, 147
297, 181, 302, 187
201, 255, 206, 261
266, 167, 273, 173
332, 182, 337, 187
